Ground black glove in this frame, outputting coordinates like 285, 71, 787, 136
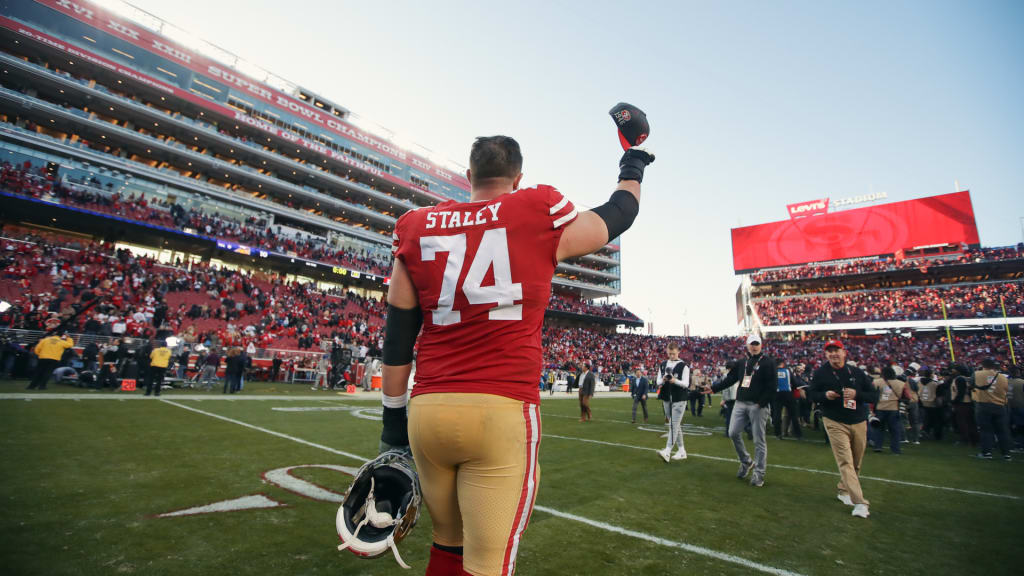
380, 406, 409, 454
619, 148, 656, 183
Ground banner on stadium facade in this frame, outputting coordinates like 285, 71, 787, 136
733, 191, 979, 272
0, 16, 449, 201
32, 0, 469, 191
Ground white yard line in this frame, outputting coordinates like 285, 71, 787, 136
533, 505, 804, 576
160, 400, 367, 461
158, 399, 805, 576
545, 434, 1022, 501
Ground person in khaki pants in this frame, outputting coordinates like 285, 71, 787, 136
972, 358, 1013, 460
809, 340, 879, 519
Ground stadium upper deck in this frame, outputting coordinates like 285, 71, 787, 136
0, 0, 624, 302
731, 191, 1024, 334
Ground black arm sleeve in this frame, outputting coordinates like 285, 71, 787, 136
591, 189, 640, 242
382, 305, 422, 366
712, 363, 740, 393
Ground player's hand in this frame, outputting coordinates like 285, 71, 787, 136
609, 102, 650, 150
842, 388, 857, 400
618, 148, 656, 183
826, 390, 840, 400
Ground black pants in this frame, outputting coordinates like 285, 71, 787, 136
28, 359, 58, 389
924, 406, 944, 440
632, 396, 648, 422
689, 392, 704, 416
224, 373, 241, 394
772, 390, 802, 438
977, 403, 1012, 456
146, 367, 166, 396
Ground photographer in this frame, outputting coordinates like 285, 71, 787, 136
972, 358, 1012, 460
655, 342, 690, 462
869, 366, 904, 454
950, 364, 979, 447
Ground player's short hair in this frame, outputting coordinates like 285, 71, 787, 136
666, 342, 679, 351
469, 136, 522, 181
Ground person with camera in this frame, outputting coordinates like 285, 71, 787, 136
809, 340, 878, 519
950, 364, 979, 447
919, 366, 945, 441
869, 366, 904, 454
972, 357, 1013, 460
708, 334, 776, 486
656, 342, 690, 462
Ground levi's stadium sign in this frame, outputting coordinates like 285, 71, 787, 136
787, 193, 887, 220
787, 198, 829, 219
732, 191, 979, 272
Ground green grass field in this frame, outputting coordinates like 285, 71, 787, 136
1, 380, 1020, 576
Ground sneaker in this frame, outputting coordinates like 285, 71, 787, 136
657, 448, 671, 463
1003, 454, 1012, 462
851, 504, 870, 518
671, 450, 688, 460
837, 493, 853, 506
913, 441, 921, 445
976, 452, 993, 460
737, 461, 754, 479
750, 475, 764, 487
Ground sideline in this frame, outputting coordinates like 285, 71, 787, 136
159, 399, 805, 576
545, 433, 1022, 501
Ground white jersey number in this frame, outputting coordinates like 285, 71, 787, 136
420, 229, 523, 325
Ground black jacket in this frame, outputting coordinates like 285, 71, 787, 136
632, 376, 650, 399
580, 371, 596, 396
713, 353, 777, 407
809, 364, 879, 425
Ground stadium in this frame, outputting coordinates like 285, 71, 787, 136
1, 1, 1022, 575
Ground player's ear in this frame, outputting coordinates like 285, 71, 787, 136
512, 172, 523, 190
466, 169, 473, 183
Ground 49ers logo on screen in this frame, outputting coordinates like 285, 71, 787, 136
787, 198, 829, 219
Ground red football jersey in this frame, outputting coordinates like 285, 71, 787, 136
393, 185, 578, 404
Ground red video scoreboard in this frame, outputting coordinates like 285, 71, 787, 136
731, 191, 980, 272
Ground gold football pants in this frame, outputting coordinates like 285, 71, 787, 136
409, 393, 541, 576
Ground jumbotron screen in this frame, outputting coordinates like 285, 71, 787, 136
731, 191, 980, 272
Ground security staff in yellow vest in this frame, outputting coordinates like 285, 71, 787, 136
972, 358, 1012, 460
27, 332, 74, 390
146, 339, 173, 397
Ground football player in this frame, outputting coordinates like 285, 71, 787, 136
381, 107, 654, 576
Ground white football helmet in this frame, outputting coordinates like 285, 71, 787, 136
336, 450, 421, 569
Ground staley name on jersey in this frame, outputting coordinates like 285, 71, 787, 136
425, 203, 502, 230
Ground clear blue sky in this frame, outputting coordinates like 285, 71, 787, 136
123, 0, 1024, 336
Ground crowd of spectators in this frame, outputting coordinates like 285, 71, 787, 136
541, 326, 1022, 379
751, 245, 1024, 284
547, 293, 641, 322
0, 230, 385, 352
755, 282, 1024, 325
2, 161, 392, 276
0, 229, 642, 350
